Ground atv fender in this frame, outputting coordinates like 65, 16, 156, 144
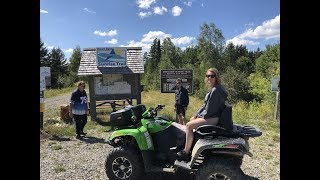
109, 127, 154, 150
189, 138, 250, 168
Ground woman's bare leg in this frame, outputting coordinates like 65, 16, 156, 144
184, 118, 208, 153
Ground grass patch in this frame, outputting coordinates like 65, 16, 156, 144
44, 87, 75, 98
44, 87, 89, 98
44, 108, 60, 121
48, 141, 57, 146
43, 116, 107, 137
54, 164, 66, 173
272, 134, 280, 142
265, 153, 273, 160
51, 145, 62, 150
43, 90, 279, 140
44, 123, 75, 136
232, 100, 279, 132
141, 90, 203, 122
83, 120, 109, 134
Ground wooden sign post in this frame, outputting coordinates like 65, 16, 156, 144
40, 67, 51, 129
271, 77, 280, 120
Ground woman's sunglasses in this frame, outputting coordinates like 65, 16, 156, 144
206, 74, 216, 78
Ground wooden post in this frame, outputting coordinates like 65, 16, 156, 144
40, 112, 43, 129
40, 90, 44, 129
274, 91, 280, 120
136, 74, 141, 105
88, 76, 97, 121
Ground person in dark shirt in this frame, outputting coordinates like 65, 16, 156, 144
69, 81, 90, 139
177, 68, 228, 161
174, 78, 189, 125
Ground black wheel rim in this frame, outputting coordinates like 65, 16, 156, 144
112, 157, 132, 179
209, 173, 230, 180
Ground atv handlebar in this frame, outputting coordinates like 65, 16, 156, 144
144, 104, 165, 118
155, 104, 165, 111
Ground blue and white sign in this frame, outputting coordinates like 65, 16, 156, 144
96, 47, 127, 67
40, 67, 51, 90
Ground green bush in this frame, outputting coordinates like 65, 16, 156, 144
221, 66, 254, 103
233, 100, 278, 132
248, 73, 275, 102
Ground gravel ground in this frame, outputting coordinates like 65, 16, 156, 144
45, 93, 71, 111
40, 129, 110, 180
40, 129, 278, 180
40, 129, 193, 180
41, 94, 279, 180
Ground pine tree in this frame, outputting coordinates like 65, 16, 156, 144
40, 38, 49, 67
47, 47, 68, 88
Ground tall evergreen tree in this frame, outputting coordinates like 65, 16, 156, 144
159, 37, 176, 69
149, 38, 159, 70
68, 46, 82, 73
255, 44, 280, 78
181, 45, 199, 65
236, 56, 254, 75
197, 23, 225, 68
40, 38, 49, 67
156, 39, 161, 64
48, 47, 68, 88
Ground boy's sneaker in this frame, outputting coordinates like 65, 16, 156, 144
76, 134, 82, 139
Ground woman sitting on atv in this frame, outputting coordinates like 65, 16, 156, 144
177, 68, 228, 161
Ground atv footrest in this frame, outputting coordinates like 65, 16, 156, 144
174, 160, 192, 170
145, 165, 175, 173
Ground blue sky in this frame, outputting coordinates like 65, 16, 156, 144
40, 0, 280, 60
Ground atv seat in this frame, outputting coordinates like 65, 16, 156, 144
194, 103, 262, 139
195, 125, 233, 138
195, 102, 234, 137
194, 124, 262, 139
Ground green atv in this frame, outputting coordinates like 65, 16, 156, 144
105, 104, 262, 180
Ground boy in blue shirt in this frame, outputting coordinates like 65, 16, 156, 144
69, 81, 89, 139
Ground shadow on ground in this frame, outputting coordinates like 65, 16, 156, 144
48, 135, 71, 141
142, 172, 258, 180
78, 136, 108, 144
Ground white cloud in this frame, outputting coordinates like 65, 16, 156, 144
141, 31, 171, 43
83, 8, 96, 14
239, 15, 280, 40
201, 3, 204, 7
47, 46, 54, 49
172, 6, 182, 16
121, 32, 194, 54
105, 38, 118, 44
226, 15, 280, 46
121, 40, 151, 54
136, 0, 156, 9
171, 36, 195, 46
153, 6, 167, 15
94, 30, 117, 37
40, 9, 48, 13
183, 1, 192, 7
138, 11, 152, 19
226, 37, 259, 46
64, 48, 74, 53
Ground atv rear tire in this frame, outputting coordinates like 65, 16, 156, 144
195, 158, 245, 180
105, 147, 144, 180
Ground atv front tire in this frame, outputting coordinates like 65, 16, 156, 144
195, 158, 245, 180
105, 147, 144, 180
